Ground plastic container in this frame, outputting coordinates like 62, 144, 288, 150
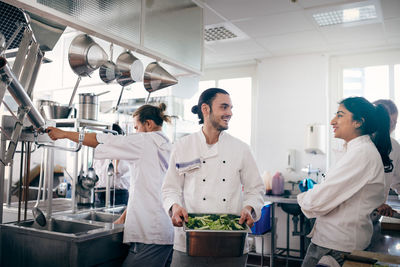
251, 203, 271, 235
255, 232, 277, 254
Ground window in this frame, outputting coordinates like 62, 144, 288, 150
182, 77, 252, 145
342, 63, 400, 138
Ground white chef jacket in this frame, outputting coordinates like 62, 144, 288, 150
297, 135, 385, 252
95, 131, 174, 245
384, 138, 400, 197
93, 159, 130, 190
162, 130, 265, 252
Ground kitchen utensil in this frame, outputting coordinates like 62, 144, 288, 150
106, 161, 114, 208
32, 164, 46, 227
80, 167, 98, 190
184, 213, 248, 257
116, 51, 143, 86
40, 104, 74, 120
143, 62, 178, 103
78, 93, 98, 120
99, 43, 119, 84
67, 34, 108, 109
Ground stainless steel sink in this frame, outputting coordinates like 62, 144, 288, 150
17, 218, 103, 234
65, 211, 121, 223
0, 218, 127, 267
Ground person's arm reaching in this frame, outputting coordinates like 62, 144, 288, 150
47, 126, 99, 148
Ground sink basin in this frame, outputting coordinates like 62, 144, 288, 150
1, 218, 127, 267
17, 218, 102, 234
66, 211, 120, 223
101, 205, 126, 214
279, 203, 303, 216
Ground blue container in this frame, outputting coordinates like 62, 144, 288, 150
251, 203, 271, 235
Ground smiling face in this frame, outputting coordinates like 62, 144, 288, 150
331, 104, 362, 142
203, 93, 232, 131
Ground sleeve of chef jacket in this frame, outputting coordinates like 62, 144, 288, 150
94, 133, 143, 160
162, 146, 184, 215
240, 147, 265, 222
390, 139, 400, 194
297, 148, 383, 218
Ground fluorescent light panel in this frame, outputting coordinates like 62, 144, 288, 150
313, 3, 377, 27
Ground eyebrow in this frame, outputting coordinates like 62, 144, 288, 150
337, 111, 345, 115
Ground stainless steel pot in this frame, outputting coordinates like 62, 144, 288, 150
143, 62, 178, 103
116, 51, 143, 86
67, 34, 108, 109
78, 91, 109, 120
99, 43, 119, 84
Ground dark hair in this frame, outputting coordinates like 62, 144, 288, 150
191, 88, 229, 124
112, 123, 125, 135
133, 103, 171, 126
340, 97, 393, 172
373, 99, 398, 116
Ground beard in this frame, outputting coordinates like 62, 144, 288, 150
210, 112, 229, 131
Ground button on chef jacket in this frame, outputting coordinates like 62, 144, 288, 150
95, 131, 174, 245
297, 135, 385, 252
162, 130, 265, 253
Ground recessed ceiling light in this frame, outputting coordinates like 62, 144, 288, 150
204, 23, 248, 43
311, 0, 381, 27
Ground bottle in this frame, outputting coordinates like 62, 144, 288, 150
271, 172, 284, 195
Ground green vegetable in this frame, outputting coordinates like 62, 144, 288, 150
186, 214, 246, 230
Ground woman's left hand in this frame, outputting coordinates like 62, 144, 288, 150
377, 203, 394, 217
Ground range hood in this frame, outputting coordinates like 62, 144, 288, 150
0, 1, 66, 53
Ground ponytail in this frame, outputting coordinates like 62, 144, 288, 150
133, 103, 171, 126
340, 97, 393, 173
372, 104, 393, 173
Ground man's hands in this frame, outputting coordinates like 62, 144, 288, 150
377, 203, 394, 217
114, 209, 127, 224
46, 127, 66, 141
170, 203, 188, 227
239, 205, 255, 228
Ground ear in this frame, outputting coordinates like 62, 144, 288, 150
145, 120, 155, 131
201, 103, 210, 116
354, 118, 364, 129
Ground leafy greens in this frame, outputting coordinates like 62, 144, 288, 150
186, 214, 246, 230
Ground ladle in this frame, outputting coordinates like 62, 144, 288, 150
106, 161, 114, 208
32, 161, 46, 226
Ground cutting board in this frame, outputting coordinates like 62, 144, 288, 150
381, 216, 400, 231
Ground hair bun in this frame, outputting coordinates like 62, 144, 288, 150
191, 105, 199, 114
159, 103, 167, 112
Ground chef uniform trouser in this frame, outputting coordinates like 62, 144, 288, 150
170, 250, 248, 267
122, 242, 173, 267
301, 242, 349, 267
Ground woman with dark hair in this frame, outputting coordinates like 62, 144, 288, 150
47, 103, 174, 267
297, 96, 392, 266
372, 99, 400, 217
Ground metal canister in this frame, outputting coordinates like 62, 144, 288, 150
78, 93, 98, 120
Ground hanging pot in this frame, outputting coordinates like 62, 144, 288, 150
99, 43, 119, 84
143, 62, 178, 103
143, 62, 178, 93
78, 91, 109, 120
67, 34, 108, 109
116, 51, 144, 86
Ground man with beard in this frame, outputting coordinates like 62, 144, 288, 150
162, 88, 265, 267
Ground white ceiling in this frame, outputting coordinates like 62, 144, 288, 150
200, 0, 400, 68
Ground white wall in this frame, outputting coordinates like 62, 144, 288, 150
254, 54, 329, 181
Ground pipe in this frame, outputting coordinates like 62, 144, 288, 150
0, 57, 45, 129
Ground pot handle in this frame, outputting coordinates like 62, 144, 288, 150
34, 127, 85, 152
68, 76, 82, 109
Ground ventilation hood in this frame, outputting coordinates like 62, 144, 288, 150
0, 1, 66, 53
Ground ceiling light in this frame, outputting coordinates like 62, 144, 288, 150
311, 0, 381, 27
204, 23, 248, 43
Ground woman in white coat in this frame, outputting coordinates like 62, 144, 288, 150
47, 103, 174, 267
297, 97, 393, 266
373, 99, 400, 217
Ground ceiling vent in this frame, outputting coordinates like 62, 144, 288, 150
204, 23, 247, 43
